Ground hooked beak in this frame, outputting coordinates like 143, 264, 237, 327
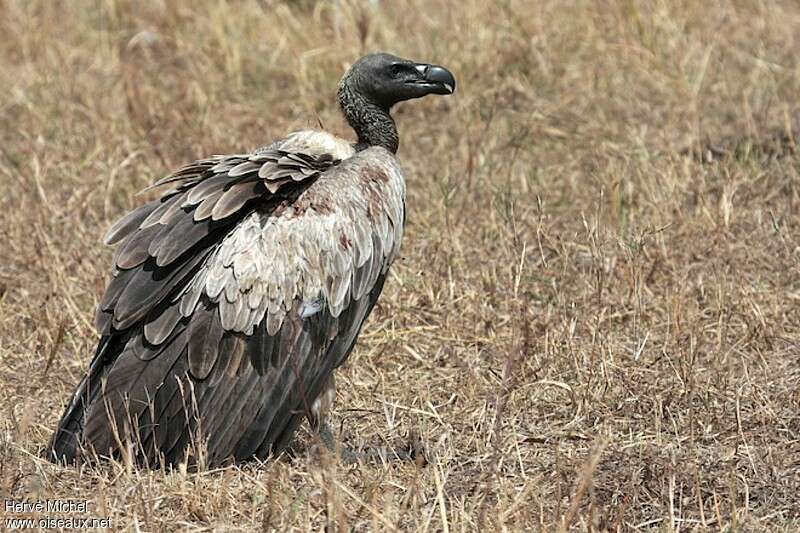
413, 63, 456, 95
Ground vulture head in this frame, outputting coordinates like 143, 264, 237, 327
338, 52, 456, 152
344, 52, 456, 109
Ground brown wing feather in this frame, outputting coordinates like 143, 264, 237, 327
211, 180, 265, 221
115, 224, 163, 270
104, 202, 160, 246
186, 300, 225, 379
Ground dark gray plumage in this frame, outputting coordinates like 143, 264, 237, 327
48, 52, 455, 468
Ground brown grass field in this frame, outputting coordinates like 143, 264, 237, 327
1, 0, 800, 530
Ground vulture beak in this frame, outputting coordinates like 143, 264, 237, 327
413, 63, 456, 95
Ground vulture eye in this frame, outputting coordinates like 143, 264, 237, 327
389, 64, 406, 77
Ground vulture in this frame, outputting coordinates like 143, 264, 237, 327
47, 53, 456, 467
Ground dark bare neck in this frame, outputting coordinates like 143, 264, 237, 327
337, 81, 398, 153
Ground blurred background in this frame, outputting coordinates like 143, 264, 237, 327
1, 0, 799, 530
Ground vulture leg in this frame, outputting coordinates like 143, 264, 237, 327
316, 423, 337, 456
307, 375, 338, 453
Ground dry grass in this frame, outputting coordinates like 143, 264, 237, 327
1, 0, 800, 530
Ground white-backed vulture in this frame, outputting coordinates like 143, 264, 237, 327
47, 53, 456, 467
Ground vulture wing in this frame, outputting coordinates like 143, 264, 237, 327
49, 133, 405, 467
